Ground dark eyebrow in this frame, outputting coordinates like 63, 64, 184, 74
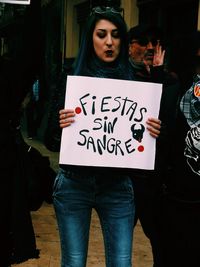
96, 29, 106, 31
96, 28, 118, 31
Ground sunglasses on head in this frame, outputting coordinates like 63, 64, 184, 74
130, 37, 159, 47
91, 6, 124, 17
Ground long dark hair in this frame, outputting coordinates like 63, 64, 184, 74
73, 5, 131, 79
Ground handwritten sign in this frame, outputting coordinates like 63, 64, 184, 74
59, 76, 162, 170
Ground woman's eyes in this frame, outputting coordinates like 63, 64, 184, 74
112, 31, 120, 38
97, 32, 106, 38
96, 30, 120, 38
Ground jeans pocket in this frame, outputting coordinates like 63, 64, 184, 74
53, 169, 65, 193
123, 176, 134, 196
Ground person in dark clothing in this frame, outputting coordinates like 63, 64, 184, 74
162, 31, 200, 267
128, 25, 165, 82
128, 25, 180, 267
0, 54, 39, 267
0, 1, 46, 265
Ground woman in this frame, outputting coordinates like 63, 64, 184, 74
50, 2, 161, 267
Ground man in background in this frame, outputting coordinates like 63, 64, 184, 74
128, 24, 180, 267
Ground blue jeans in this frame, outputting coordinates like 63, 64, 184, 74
53, 168, 135, 267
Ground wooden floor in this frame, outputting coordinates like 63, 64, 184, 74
12, 135, 153, 267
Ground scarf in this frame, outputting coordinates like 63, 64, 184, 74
180, 74, 200, 176
184, 126, 200, 176
80, 53, 133, 80
129, 57, 152, 82
180, 74, 200, 127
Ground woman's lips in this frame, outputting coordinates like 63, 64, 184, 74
105, 50, 113, 57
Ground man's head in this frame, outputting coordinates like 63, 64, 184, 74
128, 25, 162, 66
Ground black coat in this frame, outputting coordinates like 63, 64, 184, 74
0, 56, 39, 266
166, 108, 200, 201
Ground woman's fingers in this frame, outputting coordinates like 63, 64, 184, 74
60, 119, 75, 128
59, 109, 75, 128
146, 118, 161, 138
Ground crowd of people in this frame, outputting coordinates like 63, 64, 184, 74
1, 0, 200, 267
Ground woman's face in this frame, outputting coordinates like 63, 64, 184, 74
92, 19, 121, 62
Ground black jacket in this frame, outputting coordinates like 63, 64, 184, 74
129, 62, 180, 179
0, 56, 39, 265
166, 106, 200, 202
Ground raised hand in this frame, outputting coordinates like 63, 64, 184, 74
153, 43, 165, 67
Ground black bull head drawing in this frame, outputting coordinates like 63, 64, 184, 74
131, 124, 145, 142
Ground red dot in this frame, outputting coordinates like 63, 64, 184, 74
75, 107, 82, 114
138, 145, 144, 152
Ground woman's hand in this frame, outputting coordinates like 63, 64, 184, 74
146, 117, 161, 138
59, 109, 75, 128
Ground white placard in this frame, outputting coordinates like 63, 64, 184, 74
59, 76, 162, 170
